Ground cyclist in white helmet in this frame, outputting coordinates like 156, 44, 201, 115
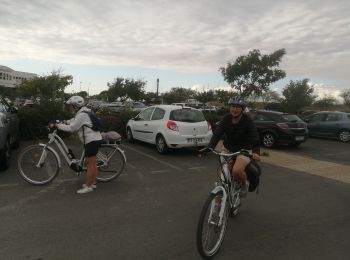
202, 97, 260, 196
49, 96, 102, 194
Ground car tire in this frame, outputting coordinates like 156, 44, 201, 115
338, 129, 350, 142
0, 139, 11, 171
262, 132, 276, 148
156, 135, 169, 154
126, 128, 134, 143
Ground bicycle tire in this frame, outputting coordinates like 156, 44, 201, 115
96, 145, 125, 182
18, 145, 60, 185
197, 191, 229, 259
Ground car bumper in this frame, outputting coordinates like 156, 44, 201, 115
277, 133, 308, 144
165, 132, 213, 148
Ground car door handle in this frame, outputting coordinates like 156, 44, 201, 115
144, 124, 148, 126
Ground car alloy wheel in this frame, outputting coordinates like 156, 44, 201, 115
338, 130, 350, 142
156, 135, 168, 154
262, 132, 276, 148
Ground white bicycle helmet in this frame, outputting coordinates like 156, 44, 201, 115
228, 97, 247, 108
66, 96, 85, 109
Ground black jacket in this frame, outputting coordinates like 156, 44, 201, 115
208, 113, 260, 154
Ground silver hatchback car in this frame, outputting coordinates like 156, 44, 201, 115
303, 111, 350, 142
0, 96, 20, 170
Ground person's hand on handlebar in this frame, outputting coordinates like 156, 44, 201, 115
252, 153, 260, 161
48, 123, 57, 129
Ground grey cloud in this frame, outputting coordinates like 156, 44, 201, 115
0, 0, 349, 87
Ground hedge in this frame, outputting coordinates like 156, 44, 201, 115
18, 103, 227, 140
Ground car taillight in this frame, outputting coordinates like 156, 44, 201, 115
277, 123, 289, 131
167, 121, 179, 131
207, 121, 212, 131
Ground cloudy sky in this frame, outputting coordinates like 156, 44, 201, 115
1, 0, 349, 99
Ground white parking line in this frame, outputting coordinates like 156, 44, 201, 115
188, 166, 206, 171
149, 170, 171, 174
0, 183, 19, 188
121, 144, 181, 170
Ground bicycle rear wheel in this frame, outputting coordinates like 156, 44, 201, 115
96, 145, 125, 182
18, 145, 60, 185
197, 191, 229, 259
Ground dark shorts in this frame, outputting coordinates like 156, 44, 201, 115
85, 140, 102, 157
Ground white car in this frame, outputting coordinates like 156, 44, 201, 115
126, 105, 213, 154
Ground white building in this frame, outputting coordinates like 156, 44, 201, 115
0, 65, 37, 88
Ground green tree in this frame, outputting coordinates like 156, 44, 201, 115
214, 89, 237, 104
161, 87, 196, 104
313, 95, 337, 110
16, 69, 73, 100
142, 92, 160, 104
220, 49, 286, 97
260, 90, 282, 109
282, 79, 317, 114
340, 88, 350, 107
106, 77, 146, 101
195, 90, 215, 104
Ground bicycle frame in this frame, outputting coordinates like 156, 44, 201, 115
37, 129, 81, 168
208, 150, 243, 226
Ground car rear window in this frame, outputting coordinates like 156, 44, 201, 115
281, 114, 303, 122
169, 109, 205, 122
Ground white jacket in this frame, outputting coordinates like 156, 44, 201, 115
57, 106, 102, 144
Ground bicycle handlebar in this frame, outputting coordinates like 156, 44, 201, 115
198, 148, 252, 158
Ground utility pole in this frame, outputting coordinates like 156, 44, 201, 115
156, 78, 159, 96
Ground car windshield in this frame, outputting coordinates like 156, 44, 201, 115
281, 114, 303, 122
169, 109, 205, 123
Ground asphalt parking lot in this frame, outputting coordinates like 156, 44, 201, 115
1, 137, 350, 259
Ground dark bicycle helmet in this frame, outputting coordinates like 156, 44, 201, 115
228, 97, 247, 108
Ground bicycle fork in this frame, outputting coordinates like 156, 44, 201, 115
209, 183, 228, 226
36, 148, 48, 168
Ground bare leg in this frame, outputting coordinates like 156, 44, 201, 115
85, 156, 98, 186
232, 157, 249, 192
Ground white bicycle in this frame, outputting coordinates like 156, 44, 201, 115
196, 149, 261, 258
18, 127, 126, 185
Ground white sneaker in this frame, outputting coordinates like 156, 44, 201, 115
83, 183, 97, 189
77, 186, 93, 194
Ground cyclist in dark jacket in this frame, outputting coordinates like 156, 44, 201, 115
204, 97, 260, 196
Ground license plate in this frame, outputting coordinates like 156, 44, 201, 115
187, 138, 203, 143
295, 136, 304, 141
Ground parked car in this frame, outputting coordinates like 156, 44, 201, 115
0, 96, 21, 170
124, 101, 147, 112
250, 110, 308, 148
302, 111, 350, 142
23, 99, 34, 107
126, 105, 213, 154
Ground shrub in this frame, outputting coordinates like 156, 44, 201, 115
98, 109, 139, 137
202, 111, 224, 131
18, 100, 71, 140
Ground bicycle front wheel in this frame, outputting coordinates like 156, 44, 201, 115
96, 145, 125, 182
18, 145, 60, 185
197, 191, 229, 259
